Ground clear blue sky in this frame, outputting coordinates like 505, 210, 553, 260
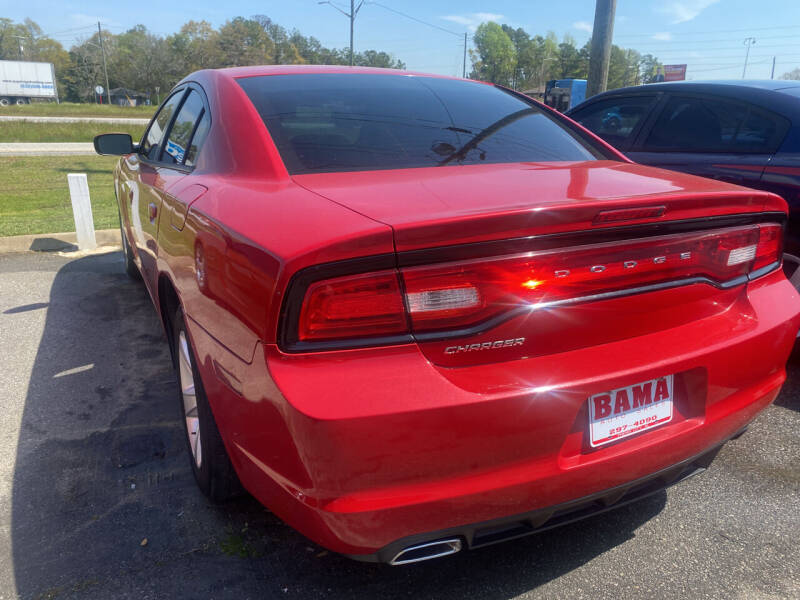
7, 0, 800, 80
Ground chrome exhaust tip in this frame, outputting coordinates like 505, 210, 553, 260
389, 538, 462, 565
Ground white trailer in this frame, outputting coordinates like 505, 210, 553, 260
0, 60, 58, 106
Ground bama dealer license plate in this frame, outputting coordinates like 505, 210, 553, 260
588, 375, 674, 447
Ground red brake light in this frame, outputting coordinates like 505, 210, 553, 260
401, 224, 781, 334
298, 270, 408, 341
287, 223, 783, 348
753, 223, 782, 271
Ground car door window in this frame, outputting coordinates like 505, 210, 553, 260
141, 91, 185, 161
185, 111, 210, 167
570, 96, 656, 147
735, 109, 788, 153
642, 96, 788, 154
162, 90, 206, 166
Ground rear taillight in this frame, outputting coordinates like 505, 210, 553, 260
298, 270, 408, 341
402, 224, 781, 334
286, 223, 782, 347
753, 223, 783, 271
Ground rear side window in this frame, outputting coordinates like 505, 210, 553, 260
570, 95, 656, 148
643, 96, 789, 154
237, 74, 602, 174
185, 113, 210, 167
162, 90, 205, 165
141, 91, 185, 161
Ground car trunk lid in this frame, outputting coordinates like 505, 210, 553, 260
292, 160, 774, 252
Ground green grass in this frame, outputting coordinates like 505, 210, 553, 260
0, 156, 119, 237
0, 121, 146, 143
1, 101, 155, 118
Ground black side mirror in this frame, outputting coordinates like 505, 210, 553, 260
94, 133, 135, 156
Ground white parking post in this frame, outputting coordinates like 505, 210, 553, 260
67, 173, 97, 250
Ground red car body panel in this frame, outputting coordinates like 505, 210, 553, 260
110, 66, 800, 560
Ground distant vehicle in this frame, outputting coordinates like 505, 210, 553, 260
94, 66, 799, 564
0, 60, 57, 106
567, 80, 800, 257
544, 79, 587, 112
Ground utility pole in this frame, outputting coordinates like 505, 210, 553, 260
97, 21, 111, 105
742, 37, 756, 79
771, 56, 776, 79
319, 0, 363, 66
13, 36, 25, 59
349, 0, 355, 65
540, 56, 555, 90
463, 32, 467, 78
586, 0, 617, 98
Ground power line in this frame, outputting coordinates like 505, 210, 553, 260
629, 34, 800, 46
365, 2, 469, 77
635, 43, 800, 52
654, 55, 791, 60
614, 24, 800, 38
40, 24, 97, 37
367, 2, 463, 37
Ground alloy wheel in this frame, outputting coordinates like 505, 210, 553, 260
178, 330, 202, 468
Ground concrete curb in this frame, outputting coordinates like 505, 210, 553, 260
0, 229, 121, 253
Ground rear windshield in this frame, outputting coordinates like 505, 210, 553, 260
237, 74, 602, 174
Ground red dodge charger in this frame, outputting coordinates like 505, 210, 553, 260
95, 66, 800, 564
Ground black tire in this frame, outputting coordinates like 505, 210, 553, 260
172, 308, 243, 502
119, 213, 141, 281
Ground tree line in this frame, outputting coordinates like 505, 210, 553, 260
470, 22, 663, 91
0, 17, 405, 103
6, 15, 798, 105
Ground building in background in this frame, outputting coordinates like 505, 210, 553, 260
109, 87, 150, 106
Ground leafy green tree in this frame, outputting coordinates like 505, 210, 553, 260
289, 31, 342, 64
638, 54, 662, 84
167, 21, 224, 74
471, 20, 662, 94
217, 17, 275, 67
253, 16, 303, 64
470, 22, 516, 86
0, 16, 417, 104
111, 26, 174, 95
557, 35, 586, 79
354, 50, 405, 69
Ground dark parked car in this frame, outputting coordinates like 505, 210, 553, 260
567, 81, 800, 259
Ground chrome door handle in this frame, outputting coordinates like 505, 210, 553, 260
148, 202, 158, 223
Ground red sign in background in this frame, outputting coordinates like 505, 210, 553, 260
664, 64, 687, 81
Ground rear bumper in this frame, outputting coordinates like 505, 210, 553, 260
187, 271, 800, 559
349, 437, 730, 563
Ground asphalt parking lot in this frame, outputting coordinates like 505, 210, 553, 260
0, 249, 798, 600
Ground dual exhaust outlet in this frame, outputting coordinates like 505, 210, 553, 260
389, 538, 462, 565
